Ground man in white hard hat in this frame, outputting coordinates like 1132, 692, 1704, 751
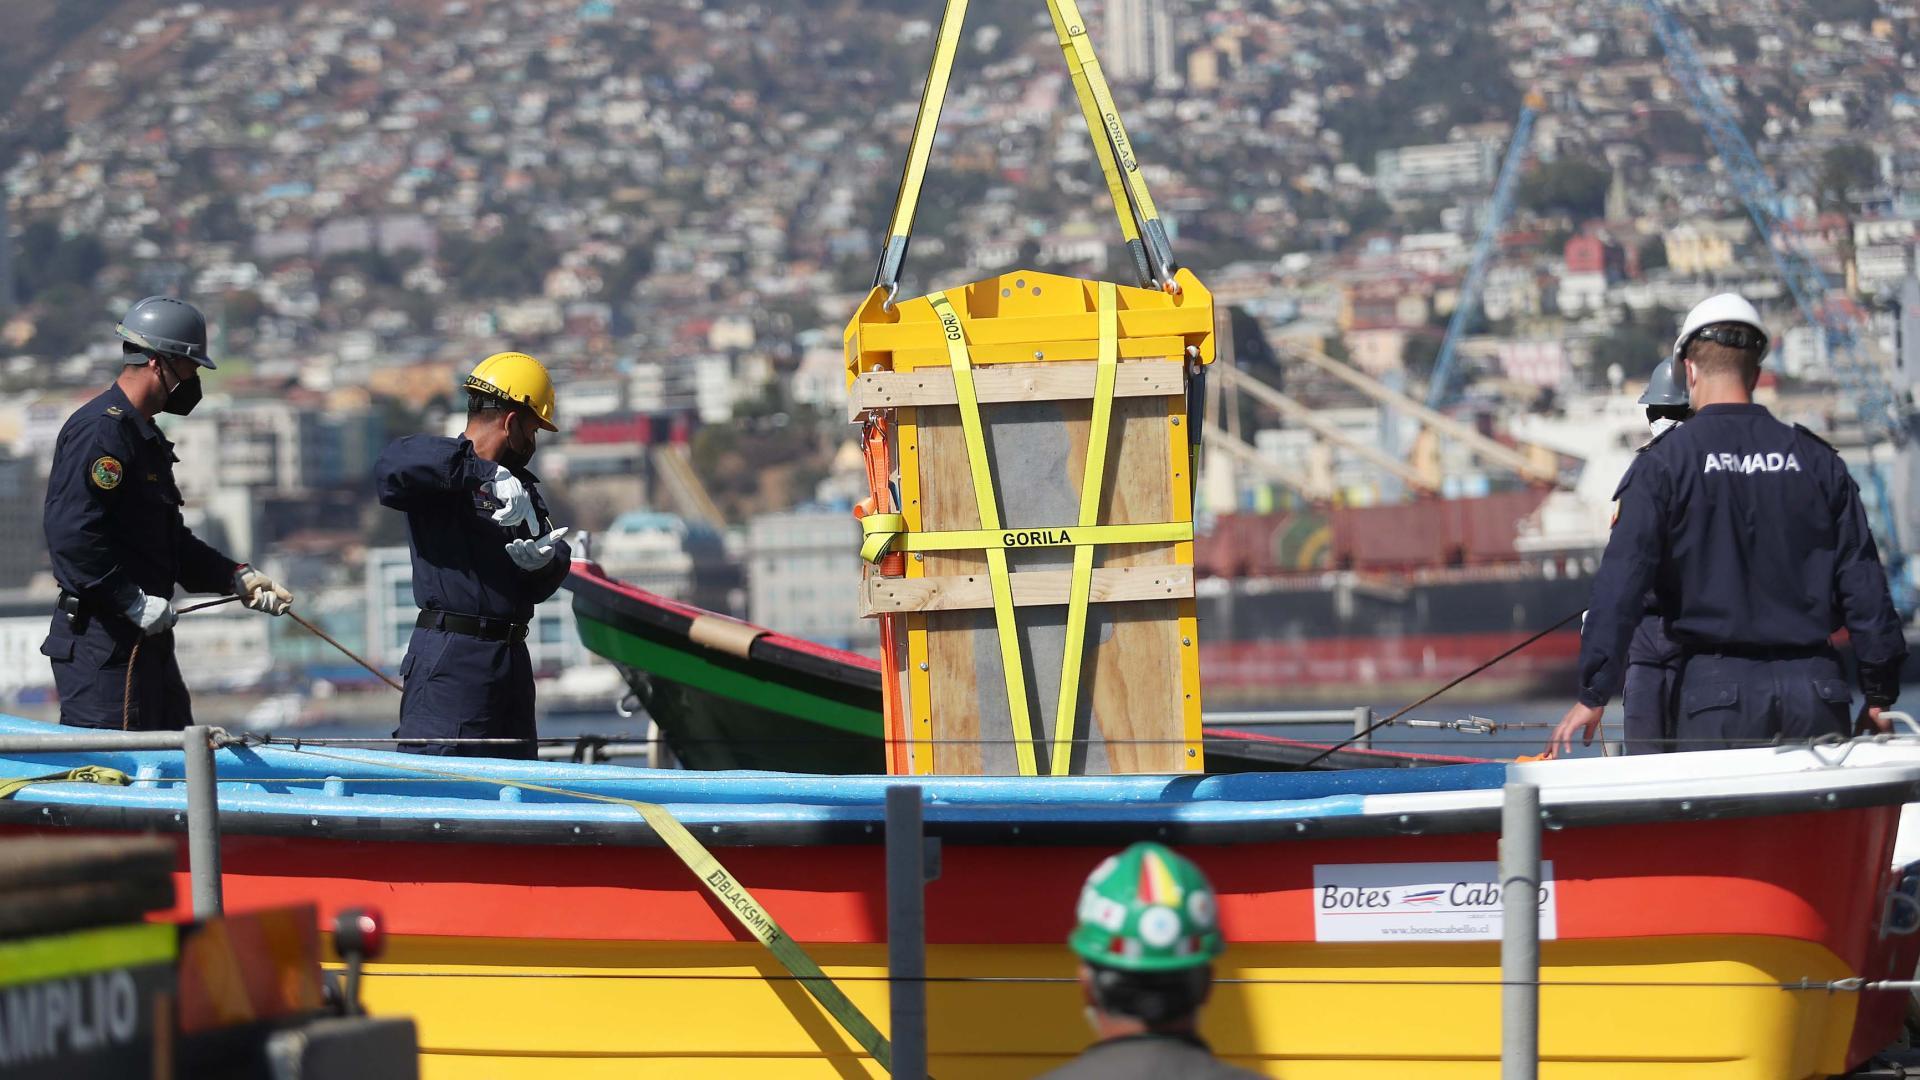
1549, 294, 1906, 756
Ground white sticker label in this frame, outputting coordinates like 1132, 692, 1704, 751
1312, 861, 1557, 942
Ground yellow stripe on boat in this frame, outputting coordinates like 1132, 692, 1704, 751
349, 934, 1859, 1079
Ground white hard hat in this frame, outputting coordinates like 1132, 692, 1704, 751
1674, 293, 1769, 359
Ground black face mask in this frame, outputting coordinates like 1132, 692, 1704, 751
497, 417, 534, 471
156, 359, 203, 416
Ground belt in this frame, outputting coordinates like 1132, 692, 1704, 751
1681, 641, 1833, 662
417, 610, 528, 643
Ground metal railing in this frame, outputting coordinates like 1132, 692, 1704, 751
0, 725, 225, 918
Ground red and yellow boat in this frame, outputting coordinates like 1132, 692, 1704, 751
5, 716, 1920, 1077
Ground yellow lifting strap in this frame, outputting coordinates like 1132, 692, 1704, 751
1050, 281, 1119, 775
871, 0, 1175, 294
0, 765, 128, 800
930, 290, 1041, 776
872, 0, 972, 294
1040, 0, 1176, 288
861, 516, 1191, 563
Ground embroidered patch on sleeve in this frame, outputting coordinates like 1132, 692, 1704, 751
90, 456, 124, 491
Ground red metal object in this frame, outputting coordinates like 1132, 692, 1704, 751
1200, 629, 1582, 699
1196, 512, 1290, 578
1329, 491, 1551, 572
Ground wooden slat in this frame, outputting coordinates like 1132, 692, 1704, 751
892, 334, 1187, 371
849, 360, 1183, 421
863, 565, 1193, 614
1087, 396, 1184, 774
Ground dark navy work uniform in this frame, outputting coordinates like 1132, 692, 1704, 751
375, 435, 570, 758
1621, 608, 1682, 754
42, 384, 238, 730
1579, 403, 1907, 749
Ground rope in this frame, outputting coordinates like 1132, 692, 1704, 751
121, 595, 242, 731
1295, 608, 1586, 769
119, 594, 401, 732
286, 609, 402, 692
315, 969, 1913, 991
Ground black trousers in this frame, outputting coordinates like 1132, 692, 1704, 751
1621, 614, 1682, 755
392, 626, 537, 760
1672, 648, 1852, 751
43, 614, 193, 731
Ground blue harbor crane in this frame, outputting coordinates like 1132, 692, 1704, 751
1642, 0, 1917, 612
1425, 91, 1545, 409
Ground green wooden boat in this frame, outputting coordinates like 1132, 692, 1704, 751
566, 559, 1483, 773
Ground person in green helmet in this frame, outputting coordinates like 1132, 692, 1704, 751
1037, 842, 1264, 1079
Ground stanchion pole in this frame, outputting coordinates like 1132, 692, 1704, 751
1500, 781, 1541, 1079
885, 785, 928, 1079
183, 725, 224, 918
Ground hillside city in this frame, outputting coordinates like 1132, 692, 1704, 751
0, 0, 1915, 725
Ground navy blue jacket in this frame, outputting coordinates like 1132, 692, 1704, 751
374, 435, 570, 623
44, 383, 236, 613
1578, 403, 1906, 707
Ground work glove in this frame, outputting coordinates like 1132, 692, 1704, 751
488, 465, 535, 529
123, 591, 177, 636
233, 564, 294, 616
505, 526, 568, 571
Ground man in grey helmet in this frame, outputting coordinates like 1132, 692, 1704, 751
1619, 357, 1692, 753
41, 296, 294, 730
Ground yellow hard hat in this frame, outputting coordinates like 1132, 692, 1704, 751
464, 352, 558, 431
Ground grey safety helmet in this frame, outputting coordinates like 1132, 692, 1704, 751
1637, 357, 1688, 408
115, 296, 216, 369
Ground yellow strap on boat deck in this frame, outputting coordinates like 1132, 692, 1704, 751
0, 765, 128, 801
1049, 282, 1117, 776
267, 746, 894, 1071
932, 290, 1041, 777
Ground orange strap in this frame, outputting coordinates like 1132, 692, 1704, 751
857, 418, 909, 773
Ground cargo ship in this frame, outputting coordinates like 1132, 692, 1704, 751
1194, 489, 1597, 705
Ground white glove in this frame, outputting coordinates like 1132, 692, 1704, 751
488, 465, 535, 529
505, 526, 568, 571
233, 565, 294, 615
123, 591, 177, 636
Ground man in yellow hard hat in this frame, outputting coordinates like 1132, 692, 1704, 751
374, 352, 569, 758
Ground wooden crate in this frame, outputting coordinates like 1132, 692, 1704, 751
846, 268, 1213, 775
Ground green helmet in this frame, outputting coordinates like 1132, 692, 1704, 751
1068, 842, 1223, 973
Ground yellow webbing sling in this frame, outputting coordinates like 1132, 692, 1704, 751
929, 290, 1040, 776
872, 0, 972, 295
1040, 0, 1177, 288
1049, 281, 1118, 775
0, 765, 128, 800
873, 0, 1169, 293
